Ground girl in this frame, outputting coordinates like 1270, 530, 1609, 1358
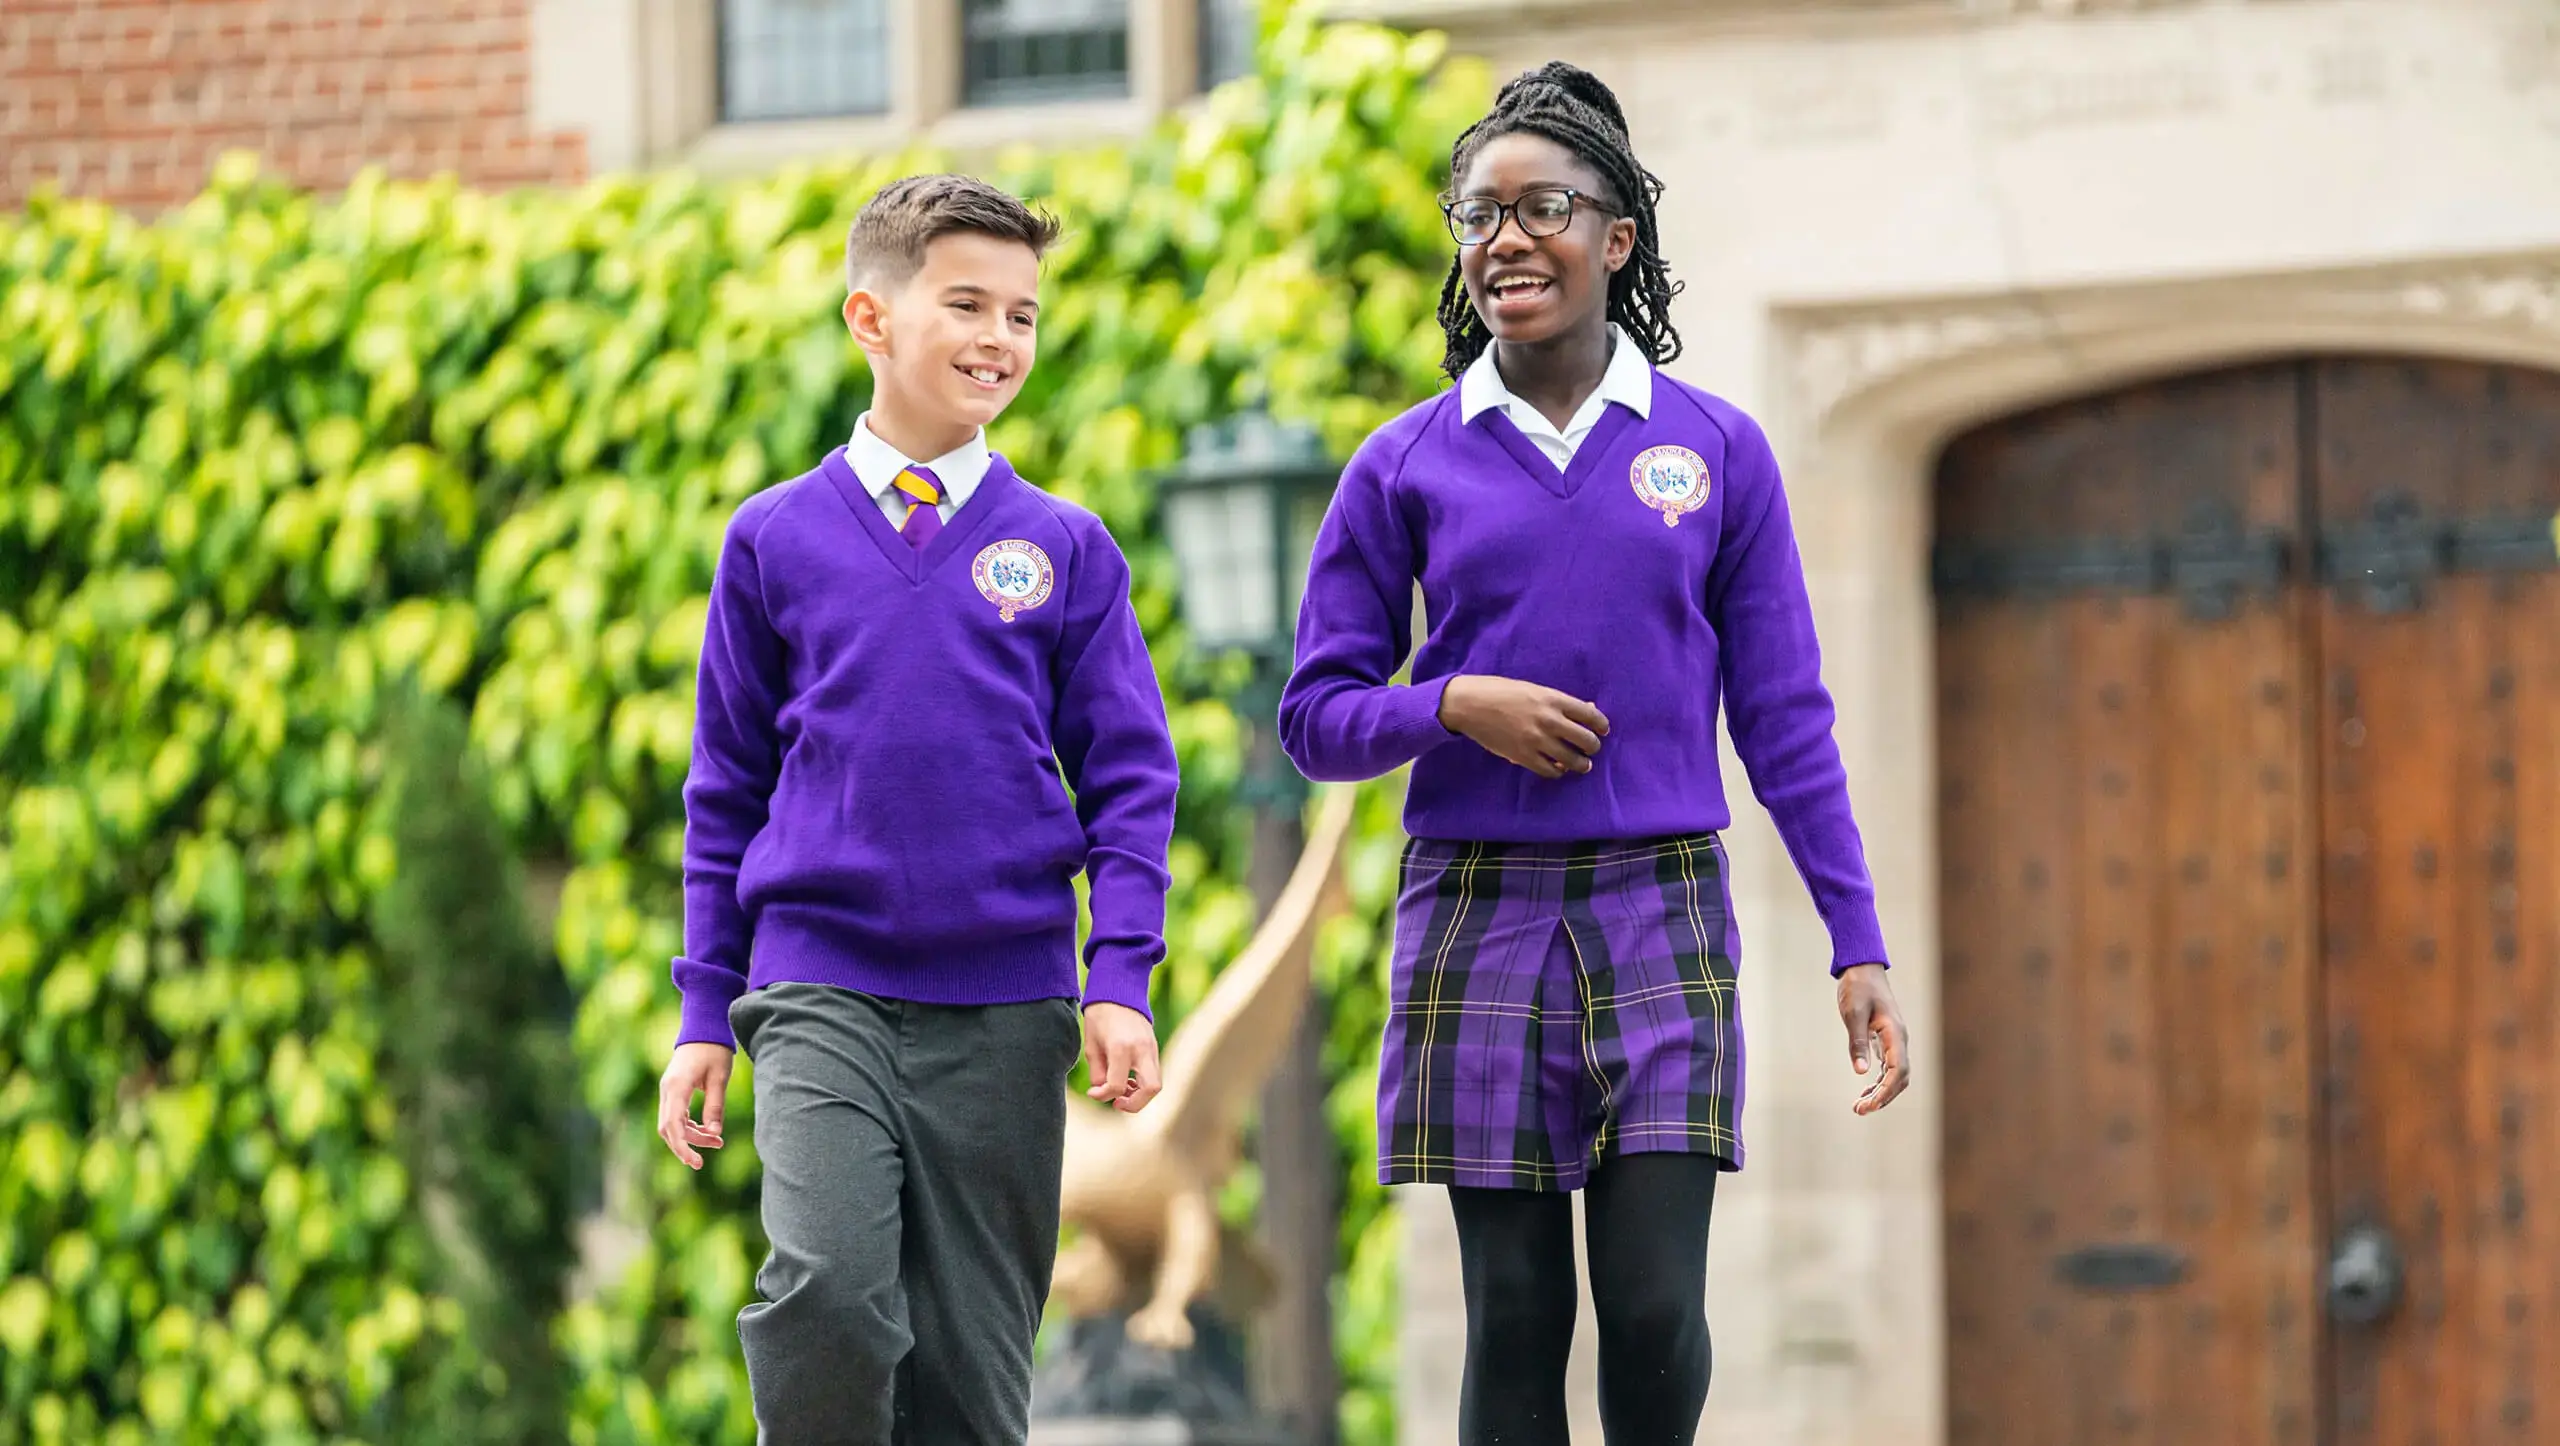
1277, 62, 1911, 1444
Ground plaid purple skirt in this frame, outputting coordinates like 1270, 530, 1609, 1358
1378, 831, 1745, 1191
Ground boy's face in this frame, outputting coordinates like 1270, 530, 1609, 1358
844, 232, 1041, 434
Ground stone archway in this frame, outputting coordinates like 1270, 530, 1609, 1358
1758, 255, 2560, 1446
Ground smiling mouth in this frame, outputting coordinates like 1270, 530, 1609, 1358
1487, 275, 1553, 306
958, 364, 1008, 389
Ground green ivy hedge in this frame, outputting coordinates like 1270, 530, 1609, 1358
0, 17, 1485, 1446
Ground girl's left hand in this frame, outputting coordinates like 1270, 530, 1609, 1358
1836, 964, 1910, 1115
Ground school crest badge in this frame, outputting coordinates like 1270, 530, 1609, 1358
1629, 445, 1710, 527
972, 539, 1055, 622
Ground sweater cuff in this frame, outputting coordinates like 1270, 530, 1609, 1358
1081, 949, 1157, 1020
674, 963, 748, 1050
1824, 907, 1892, 977
1390, 675, 1460, 760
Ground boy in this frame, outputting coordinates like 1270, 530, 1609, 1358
654, 174, 1179, 1446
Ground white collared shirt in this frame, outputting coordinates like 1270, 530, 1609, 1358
845, 411, 992, 525
1457, 323, 1656, 470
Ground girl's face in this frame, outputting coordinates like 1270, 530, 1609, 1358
1452, 132, 1636, 352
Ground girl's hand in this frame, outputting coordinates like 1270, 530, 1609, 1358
1437, 675, 1609, 779
1837, 964, 1911, 1115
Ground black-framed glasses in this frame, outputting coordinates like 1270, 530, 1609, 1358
1441, 187, 1617, 247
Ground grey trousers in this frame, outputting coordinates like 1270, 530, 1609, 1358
731, 982, 1083, 1446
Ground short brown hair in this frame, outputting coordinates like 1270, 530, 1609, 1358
845, 174, 1061, 292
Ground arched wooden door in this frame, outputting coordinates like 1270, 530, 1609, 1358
1933, 356, 2560, 1446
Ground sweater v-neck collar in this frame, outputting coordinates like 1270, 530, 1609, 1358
823, 446, 1016, 583
1473, 398, 1641, 500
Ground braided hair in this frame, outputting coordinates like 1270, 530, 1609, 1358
1436, 62, 1684, 381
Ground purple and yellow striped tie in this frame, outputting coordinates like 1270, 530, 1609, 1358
894, 465, 944, 550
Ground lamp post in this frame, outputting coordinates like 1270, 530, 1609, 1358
1158, 411, 1341, 1446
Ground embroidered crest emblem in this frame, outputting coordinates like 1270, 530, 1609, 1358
972, 539, 1055, 622
1630, 445, 1710, 528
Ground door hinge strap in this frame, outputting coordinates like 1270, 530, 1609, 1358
1938, 509, 2560, 614
2316, 493, 2560, 613
1932, 515, 2288, 621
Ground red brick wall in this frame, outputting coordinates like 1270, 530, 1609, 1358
2, 0, 589, 213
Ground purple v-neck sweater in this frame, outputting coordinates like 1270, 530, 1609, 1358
1277, 372, 1890, 974
673, 447, 1180, 1049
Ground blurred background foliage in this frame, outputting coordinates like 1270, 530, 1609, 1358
0, 14, 1487, 1445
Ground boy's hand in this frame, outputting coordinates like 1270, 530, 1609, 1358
1082, 1002, 1162, 1114
1438, 674, 1609, 779
658, 1041, 734, 1170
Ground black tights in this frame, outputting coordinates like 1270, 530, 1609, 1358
1449, 1153, 1719, 1446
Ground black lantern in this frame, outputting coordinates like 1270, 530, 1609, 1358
1151, 408, 1345, 1442
1155, 410, 1340, 667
